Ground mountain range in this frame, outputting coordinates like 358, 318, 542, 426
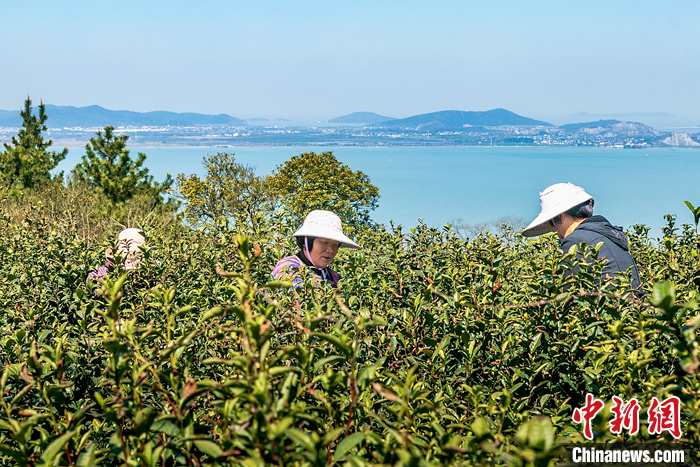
0, 105, 245, 128
0, 105, 673, 131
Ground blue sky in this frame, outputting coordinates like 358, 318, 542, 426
1, 1, 698, 125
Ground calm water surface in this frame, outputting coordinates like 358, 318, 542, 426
58, 146, 700, 235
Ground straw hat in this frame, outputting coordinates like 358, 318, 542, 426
523, 183, 593, 237
292, 210, 361, 249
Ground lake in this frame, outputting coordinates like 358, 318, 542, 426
57, 146, 700, 236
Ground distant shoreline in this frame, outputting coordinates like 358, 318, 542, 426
21, 141, 699, 151
2, 132, 697, 149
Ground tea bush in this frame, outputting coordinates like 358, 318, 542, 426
0, 198, 698, 466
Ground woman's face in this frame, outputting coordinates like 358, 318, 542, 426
548, 218, 564, 240
116, 239, 146, 270
309, 237, 340, 268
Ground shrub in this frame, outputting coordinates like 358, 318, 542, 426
0, 198, 698, 466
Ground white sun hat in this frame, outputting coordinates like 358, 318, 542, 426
522, 183, 593, 237
115, 228, 146, 270
292, 210, 361, 249
117, 228, 146, 250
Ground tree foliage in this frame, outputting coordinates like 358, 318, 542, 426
174, 152, 272, 230
268, 151, 380, 229
0, 97, 68, 193
72, 126, 172, 204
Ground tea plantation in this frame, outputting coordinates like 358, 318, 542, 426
0, 201, 699, 466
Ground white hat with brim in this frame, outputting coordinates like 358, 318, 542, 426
117, 228, 145, 245
292, 210, 361, 249
522, 183, 593, 237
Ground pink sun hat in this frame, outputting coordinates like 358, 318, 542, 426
523, 183, 593, 237
292, 210, 361, 249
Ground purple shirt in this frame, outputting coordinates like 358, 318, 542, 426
272, 255, 342, 288
87, 263, 112, 283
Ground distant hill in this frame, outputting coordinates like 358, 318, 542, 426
329, 112, 395, 125
560, 120, 659, 137
0, 105, 245, 128
566, 111, 694, 129
370, 109, 552, 129
0, 109, 20, 127
559, 120, 621, 131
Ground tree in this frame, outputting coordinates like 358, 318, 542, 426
0, 97, 68, 193
268, 151, 380, 229
72, 126, 172, 204
174, 152, 272, 230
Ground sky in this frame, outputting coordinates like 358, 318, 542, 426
1, 1, 698, 126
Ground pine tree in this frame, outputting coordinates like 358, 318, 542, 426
72, 126, 172, 204
0, 97, 68, 193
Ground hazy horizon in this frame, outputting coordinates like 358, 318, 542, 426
1, 1, 698, 127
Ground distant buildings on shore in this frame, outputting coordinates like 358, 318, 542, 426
1, 121, 696, 148
0, 105, 697, 148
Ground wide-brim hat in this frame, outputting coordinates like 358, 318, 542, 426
292, 210, 361, 249
117, 228, 145, 245
116, 228, 146, 252
522, 183, 593, 237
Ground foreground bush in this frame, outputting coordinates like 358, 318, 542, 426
0, 202, 698, 466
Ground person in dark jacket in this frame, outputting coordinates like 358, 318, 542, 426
523, 183, 642, 294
